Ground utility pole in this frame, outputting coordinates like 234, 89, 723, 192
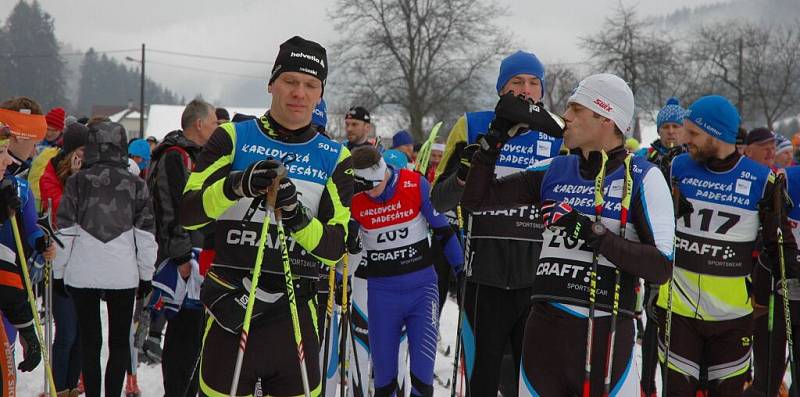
737, 37, 743, 115
140, 43, 145, 139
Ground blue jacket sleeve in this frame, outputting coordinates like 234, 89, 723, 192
419, 177, 464, 270
20, 181, 43, 250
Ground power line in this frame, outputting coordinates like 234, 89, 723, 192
148, 48, 272, 65
145, 59, 264, 79
1, 48, 273, 66
0, 48, 140, 59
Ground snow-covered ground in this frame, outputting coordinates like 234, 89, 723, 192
13, 296, 792, 396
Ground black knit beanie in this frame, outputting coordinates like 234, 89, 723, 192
269, 36, 328, 89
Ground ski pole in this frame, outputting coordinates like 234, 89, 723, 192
10, 215, 57, 397
348, 310, 365, 395
415, 122, 443, 175
339, 254, 350, 397
451, 206, 471, 397
582, 150, 608, 397
182, 310, 206, 397
275, 199, 312, 397
320, 261, 336, 397
43, 197, 54, 396
662, 174, 682, 397
228, 165, 287, 397
775, 174, 799, 390
768, 270, 777, 397
602, 154, 632, 396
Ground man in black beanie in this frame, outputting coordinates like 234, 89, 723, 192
181, 36, 352, 397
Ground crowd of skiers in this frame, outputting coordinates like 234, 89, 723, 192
1, 33, 800, 397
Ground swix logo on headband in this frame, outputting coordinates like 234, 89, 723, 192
593, 98, 614, 113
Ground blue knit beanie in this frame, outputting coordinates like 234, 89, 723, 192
312, 99, 327, 129
496, 51, 545, 99
656, 97, 687, 130
685, 95, 740, 144
128, 138, 151, 170
391, 130, 414, 149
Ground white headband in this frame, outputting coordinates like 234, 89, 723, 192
354, 157, 387, 186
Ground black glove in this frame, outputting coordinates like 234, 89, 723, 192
275, 178, 298, 212
0, 178, 21, 223
457, 144, 480, 182
226, 159, 282, 198
346, 220, 362, 255
17, 326, 41, 372
137, 279, 152, 299
478, 94, 565, 156
541, 200, 600, 245
53, 278, 67, 297
276, 178, 311, 233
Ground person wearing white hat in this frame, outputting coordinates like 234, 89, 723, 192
462, 73, 675, 396
429, 50, 565, 395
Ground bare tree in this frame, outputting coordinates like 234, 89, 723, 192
687, 23, 751, 117
330, 0, 510, 140
689, 21, 800, 129
544, 63, 581, 115
742, 24, 800, 129
580, 4, 679, 141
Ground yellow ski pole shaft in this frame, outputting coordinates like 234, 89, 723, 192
339, 254, 349, 397
276, 208, 311, 397
229, 167, 287, 397
319, 260, 336, 397
10, 215, 57, 397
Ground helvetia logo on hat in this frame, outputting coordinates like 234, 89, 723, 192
290, 51, 325, 68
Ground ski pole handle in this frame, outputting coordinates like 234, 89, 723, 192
266, 164, 287, 211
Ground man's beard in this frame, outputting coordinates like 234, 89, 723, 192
688, 143, 712, 163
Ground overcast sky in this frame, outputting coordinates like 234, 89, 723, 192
2, 0, 725, 108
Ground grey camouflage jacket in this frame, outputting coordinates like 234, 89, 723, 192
54, 122, 158, 289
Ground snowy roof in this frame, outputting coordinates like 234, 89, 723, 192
108, 109, 142, 123
145, 104, 264, 141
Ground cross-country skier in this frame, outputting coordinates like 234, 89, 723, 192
462, 73, 676, 396
645, 97, 688, 166
40, 121, 88, 396
430, 50, 563, 396
742, 163, 800, 397
350, 145, 463, 396
344, 106, 374, 151
0, 99, 56, 395
180, 36, 353, 397
144, 99, 217, 396
657, 95, 785, 396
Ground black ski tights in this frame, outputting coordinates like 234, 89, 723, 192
70, 287, 135, 397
